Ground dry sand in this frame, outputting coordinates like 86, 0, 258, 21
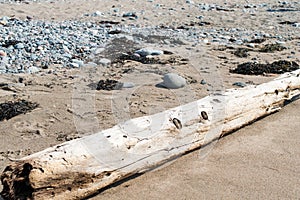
88, 99, 300, 200
0, 0, 299, 199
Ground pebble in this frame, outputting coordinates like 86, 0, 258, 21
99, 58, 111, 66
84, 62, 98, 67
233, 82, 247, 87
200, 79, 207, 85
15, 43, 25, 49
27, 66, 40, 74
0, 0, 298, 75
122, 82, 135, 88
0, 50, 6, 57
160, 73, 186, 89
91, 11, 102, 17
135, 48, 164, 57
71, 59, 84, 67
69, 63, 80, 68
0, 63, 6, 72
94, 48, 105, 54
122, 12, 138, 19
292, 23, 300, 28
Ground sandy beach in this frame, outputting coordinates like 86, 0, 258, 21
0, 0, 299, 199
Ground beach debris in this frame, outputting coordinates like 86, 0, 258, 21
230, 60, 299, 75
159, 73, 186, 89
0, 100, 38, 121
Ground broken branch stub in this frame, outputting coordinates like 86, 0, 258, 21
1, 69, 300, 200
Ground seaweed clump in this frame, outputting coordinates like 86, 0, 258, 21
259, 44, 286, 53
233, 48, 250, 58
230, 60, 299, 75
92, 79, 123, 91
0, 100, 38, 121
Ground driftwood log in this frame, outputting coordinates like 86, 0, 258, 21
1, 69, 300, 200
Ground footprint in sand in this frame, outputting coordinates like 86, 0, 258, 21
13, 120, 45, 140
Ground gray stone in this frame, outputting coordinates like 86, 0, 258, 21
71, 59, 84, 67
15, 43, 25, 49
91, 11, 102, 17
200, 79, 207, 85
292, 23, 300, 28
233, 82, 247, 87
122, 82, 135, 88
94, 48, 105, 54
27, 66, 40, 73
160, 73, 186, 89
84, 62, 98, 67
69, 63, 80, 68
135, 48, 163, 57
99, 58, 111, 66
30, 54, 38, 60
0, 61, 7, 72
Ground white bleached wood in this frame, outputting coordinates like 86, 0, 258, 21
1, 69, 300, 200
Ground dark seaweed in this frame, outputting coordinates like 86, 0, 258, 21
0, 100, 38, 121
259, 44, 286, 53
230, 60, 299, 75
278, 21, 298, 25
90, 79, 123, 91
249, 38, 266, 43
233, 48, 250, 58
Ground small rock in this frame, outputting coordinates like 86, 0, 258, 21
203, 39, 209, 44
71, 59, 84, 67
122, 12, 138, 18
122, 82, 135, 88
233, 82, 247, 87
94, 48, 105, 54
15, 43, 25, 49
186, 0, 194, 4
135, 48, 163, 57
69, 63, 80, 68
160, 73, 186, 89
27, 66, 40, 74
0, 16, 9, 26
292, 23, 300, 28
91, 11, 102, 17
84, 62, 98, 67
99, 58, 111, 66
0, 50, 7, 57
30, 54, 38, 60
200, 79, 207, 85
0, 62, 7, 72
